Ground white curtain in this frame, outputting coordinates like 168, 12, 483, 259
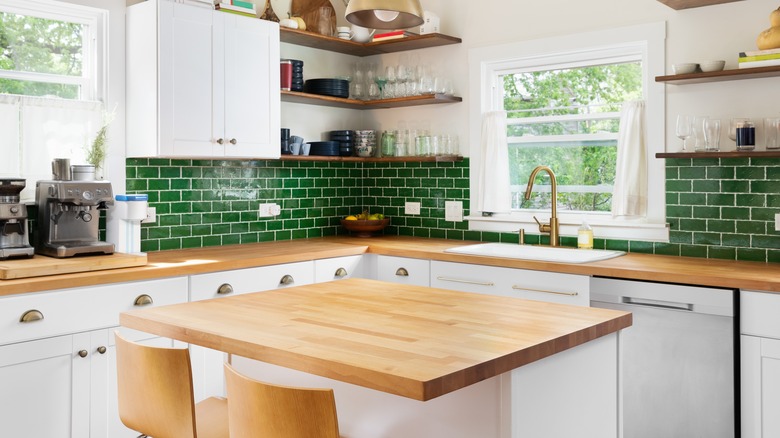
611, 100, 647, 218
477, 111, 512, 213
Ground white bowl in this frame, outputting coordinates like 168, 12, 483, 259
672, 63, 698, 75
699, 60, 725, 72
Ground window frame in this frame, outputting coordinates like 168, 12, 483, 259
467, 22, 668, 242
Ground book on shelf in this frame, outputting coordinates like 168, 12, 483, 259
230, 0, 255, 8
372, 30, 417, 42
739, 47, 780, 58
215, 3, 256, 18
738, 58, 780, 69
215, 2, 256, 13
739, 52, 780, 63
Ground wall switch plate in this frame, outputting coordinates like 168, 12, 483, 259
445, 201, 463, 222
405, 202, 421, 215
776, 213, 780, 231
142, 206, 156, 224
258, 203, 281, 218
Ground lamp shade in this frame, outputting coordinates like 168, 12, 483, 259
345, 0, 424, 30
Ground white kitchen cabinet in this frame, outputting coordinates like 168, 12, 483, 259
430, 260, 589, 306
741, 290, 780, 438
376, 255, 430, 287
127, 0, 280, 158
314, 255, 366, 282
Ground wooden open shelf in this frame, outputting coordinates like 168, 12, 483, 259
280, 27, 461, 57
656, 150, 780, 159
656, 0, 741, 10
656, 65, 780, 85
280, 155, 463, 163
281, 90, 462, 109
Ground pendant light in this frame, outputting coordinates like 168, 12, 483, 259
345, 0, 424, 30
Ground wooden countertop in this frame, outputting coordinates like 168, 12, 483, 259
120, 278, 631, 401
3, 235, 780, 296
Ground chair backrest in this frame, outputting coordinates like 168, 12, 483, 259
114, 331, 198, 438
224, 363, 340, 438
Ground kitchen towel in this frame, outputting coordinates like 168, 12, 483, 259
612, 100, 647, 218
476, 111, 511, 214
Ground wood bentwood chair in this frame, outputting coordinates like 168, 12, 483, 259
224, 363, 341, 438
114, 331, 229, 438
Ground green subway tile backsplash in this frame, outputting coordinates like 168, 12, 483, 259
126, 156, 780, 262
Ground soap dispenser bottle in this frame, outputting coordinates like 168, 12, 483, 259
578, 220, 593, 249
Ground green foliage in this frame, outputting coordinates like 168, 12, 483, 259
85, 108, 116, 170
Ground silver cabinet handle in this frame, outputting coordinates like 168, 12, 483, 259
19, 309, 44, 323
229, 138, 237, 145
334, 268, 348, 278
96, 346, 107, 355
134, 294, 154, 306
437, 276, 494, 287
512, 285, 578, 297
279, 275, 294, 286
395, 267, 409, 277
217, 283, 234, 295
622, 297, 692, 311
78, 350, 88, 358
216, 138, 224, 145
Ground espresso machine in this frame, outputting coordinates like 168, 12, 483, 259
0, 178, 34, 260
35, 159, 115, 258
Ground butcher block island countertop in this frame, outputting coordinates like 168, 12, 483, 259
120, 278, 631, 401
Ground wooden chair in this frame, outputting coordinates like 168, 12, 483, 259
114, 331, 228, 438
224, 363, 341, 438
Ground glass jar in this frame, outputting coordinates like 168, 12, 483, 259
736, 120, 756, 151
381, 130, 396, 157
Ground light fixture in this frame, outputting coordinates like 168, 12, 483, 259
344, 0, 424, 30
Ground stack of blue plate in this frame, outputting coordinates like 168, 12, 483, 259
329, 130, 354, 156
308, 141, 340, 156
289, 59, 303, 92
304, 79, 349, 98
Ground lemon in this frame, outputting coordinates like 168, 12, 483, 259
345, 215, 358, 221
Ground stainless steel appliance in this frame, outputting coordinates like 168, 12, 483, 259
0, 178, 34, 259
591, 277, 738, 438
35, 179, 114, 258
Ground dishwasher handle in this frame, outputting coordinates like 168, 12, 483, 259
621, 296, 693, 312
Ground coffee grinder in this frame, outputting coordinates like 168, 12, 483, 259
0, 178, 34, 260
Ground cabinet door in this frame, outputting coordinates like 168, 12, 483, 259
0, 334, 90, 437
221, 14, 280, 158
376, 255, 430, 286
742, 335, 780, 438
314, 256, 365, 282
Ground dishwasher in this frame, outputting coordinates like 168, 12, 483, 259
590, 277, 738, 438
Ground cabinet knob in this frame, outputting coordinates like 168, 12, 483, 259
134, 294, 154, 306
19, 309, 44, 323
78, 350, 88, 358
279, 274, 294, 286
216, 138, 225, 145
229, 138, 237, 145
217, 283, 234, 295
395, 267, 409, 277
334, 267, 348, 278
96, 346, 107, 355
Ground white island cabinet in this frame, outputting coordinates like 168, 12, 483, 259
741, 290, 780, 438
127, 0, 280, 158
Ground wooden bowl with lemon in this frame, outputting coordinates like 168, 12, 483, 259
341, 212, 390, 237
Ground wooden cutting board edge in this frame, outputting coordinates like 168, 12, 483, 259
0, 252, 148, 280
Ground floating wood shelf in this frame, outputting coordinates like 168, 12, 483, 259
656, 150, 780, 159
279, 155, 463, 163
281, 90, 462, 110
656, 65, 780, 85
656, 0, 742, 10
280, 27, 461, 57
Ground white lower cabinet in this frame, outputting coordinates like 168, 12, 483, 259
314, 255, 366, 282
741, 290, 780, 438
376, 255, 430, 286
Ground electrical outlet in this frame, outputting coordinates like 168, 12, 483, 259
258, 203, 281, 218
445, 201, 463, 222
142, 206, 156, 224
776, 213, 780, 231
405, 202, 421, 215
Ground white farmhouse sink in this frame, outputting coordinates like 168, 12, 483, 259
444, 242, 625, 264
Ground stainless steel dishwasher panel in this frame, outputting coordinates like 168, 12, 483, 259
590, 277, 737, 438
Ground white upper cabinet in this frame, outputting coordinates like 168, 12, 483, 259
127, 0, 280, 158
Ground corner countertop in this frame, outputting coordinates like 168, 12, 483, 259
2, 235, 780, 297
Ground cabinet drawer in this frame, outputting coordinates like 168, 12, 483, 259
376, 256, 430, 287
314, 256, 365, 283
742, 290, 780, 339
0, 277, 188, 346
190, 261, 314, 301
430, 261, 589, 306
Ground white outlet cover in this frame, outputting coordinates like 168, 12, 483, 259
445, 201, 463, 222
776, 213, 780, 231
405, 202, 421, 215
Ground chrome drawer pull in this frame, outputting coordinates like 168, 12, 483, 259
19, 309, 44, 323
334, 268, 348, 278
512, 286, 578, 297
437, 277, 494, 287
395, 268, 409, 277
229, 138, 237, 145
217, 283, 234, 295
280, 275, 294, 285
134, 294, 154, 306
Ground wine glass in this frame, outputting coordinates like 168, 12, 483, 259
384, 65, 396, 98
374, 74, 388, 100
675, 115, 692, 151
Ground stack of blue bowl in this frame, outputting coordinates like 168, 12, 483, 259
329, 130, 354, 156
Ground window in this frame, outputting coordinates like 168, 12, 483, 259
468, 22, 668, 241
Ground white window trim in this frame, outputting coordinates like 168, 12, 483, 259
467, 21, 668, 242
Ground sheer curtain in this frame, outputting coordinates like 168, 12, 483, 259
611, 100, 647, 218
0, 95, 102, 201
476, 111, 511, 214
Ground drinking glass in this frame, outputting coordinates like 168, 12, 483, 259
384, 66, 396, 98
765, 117, 780, 149
396, 54, 409, 97
704, 118, 721, 152
675, 115, 692, 151
692, 116, 708, 152
374, 75, 388, 99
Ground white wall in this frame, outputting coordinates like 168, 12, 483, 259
280, 0, 780, 156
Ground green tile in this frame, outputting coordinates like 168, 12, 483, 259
736, 248, 767, 262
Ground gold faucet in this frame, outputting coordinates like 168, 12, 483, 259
524, 165, 560, 247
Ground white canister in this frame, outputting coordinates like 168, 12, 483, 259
106, 194, 149, 254
71, 164, 95, 181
